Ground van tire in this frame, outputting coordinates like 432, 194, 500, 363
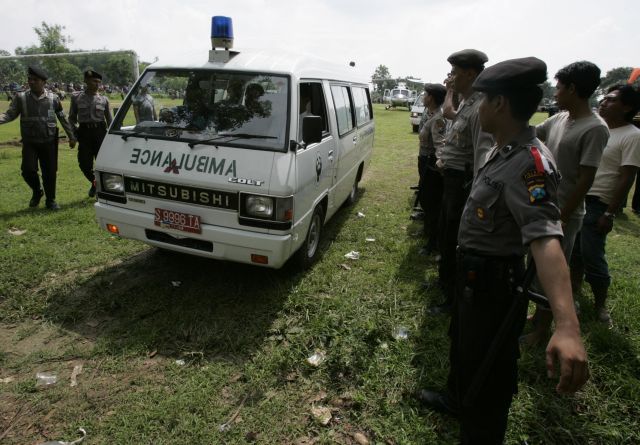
345, 176, 359, 206
294, 205, 324, 269
412, 124, 419, 133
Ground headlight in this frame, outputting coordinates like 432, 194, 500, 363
101, 173, 125, 194
411, 112, 418, 118
246, 196, 273, 217
239, 194, 293, 228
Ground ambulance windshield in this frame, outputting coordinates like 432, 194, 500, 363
112, 69, 289, 151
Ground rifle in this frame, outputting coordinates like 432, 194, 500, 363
462, 257, 549, 408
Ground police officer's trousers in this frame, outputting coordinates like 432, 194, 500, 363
438, 169, 472, 302
447, 250, 526, 444
77, 124, 106, 183
421, 155, 443, 251
21, 141, 58, 202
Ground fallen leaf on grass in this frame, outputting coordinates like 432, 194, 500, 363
1, 376, 15, 383
70, 364, 83, 387
353, 432, 370, 445
147, 350, 157, 358
339, 263, 351, 270
8, 227, 27, 236
311, 406, 332, 425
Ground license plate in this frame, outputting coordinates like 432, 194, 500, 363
154, 208, 201, 234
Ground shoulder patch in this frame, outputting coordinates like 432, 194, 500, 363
523, 170, 548, 204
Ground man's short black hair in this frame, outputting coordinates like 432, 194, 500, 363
555, 61, 601, 99
607, 84, 640, 122
429, 88, 446, 106
486, 87, 543, 122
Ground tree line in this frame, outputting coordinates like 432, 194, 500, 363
0, 22, 151, 87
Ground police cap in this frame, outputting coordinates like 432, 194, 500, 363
447, 49, 488, 70
472, 57, 547, 93
424, 83, 447, 96
84, 69, 103, 80
27, 65, 48, 81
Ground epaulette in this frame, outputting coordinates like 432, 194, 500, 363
528, 145, 553, 174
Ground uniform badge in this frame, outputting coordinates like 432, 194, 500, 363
476, 207, 485, 220
523, 170, 548, 204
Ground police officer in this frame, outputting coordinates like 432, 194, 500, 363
418, 83, 447, 254
69, 69, 112, 197
418, 57, 589, 444
431, 49, 493, 313
0, 66, 76, 210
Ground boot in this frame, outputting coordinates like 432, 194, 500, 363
29, 188, 44, 207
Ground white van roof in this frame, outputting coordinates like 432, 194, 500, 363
149, 48, 369, 85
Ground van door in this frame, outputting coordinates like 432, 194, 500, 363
351, 86, 375, 165
329, 84, 359, 209
295, 81, 335, 220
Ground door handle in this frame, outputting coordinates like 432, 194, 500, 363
328, 150, 334, 162
352, 136, 358, 143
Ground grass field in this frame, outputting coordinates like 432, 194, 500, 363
1, 104, 639, 444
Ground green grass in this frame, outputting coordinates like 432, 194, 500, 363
0, 107, 639, 444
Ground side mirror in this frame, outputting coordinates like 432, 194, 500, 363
302, 116, 323, 145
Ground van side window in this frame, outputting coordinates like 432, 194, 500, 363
331, 85, 355, 136
352, 87, 372, 127
299, 82, 328, 139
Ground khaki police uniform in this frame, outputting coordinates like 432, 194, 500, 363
69, 70, 112, 194
418, 92, 447, 252
452, 57, 562, 444
434, 49, 493, 311
0, 66, 76, 208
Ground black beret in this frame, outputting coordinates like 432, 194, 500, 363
472, 57, 547, 93
27, 65, 48, 81
424, 83, 447, 95
84, 69, 102, 79
447, 49, 488, 70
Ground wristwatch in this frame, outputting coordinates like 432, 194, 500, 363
603, 211, 615, 220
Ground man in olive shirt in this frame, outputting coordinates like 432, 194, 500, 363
431, 49, 494, 314
419, 57, 589, 444
69, 69, 112, 197
0, 66, 76, 210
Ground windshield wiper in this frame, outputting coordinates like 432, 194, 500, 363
188, 133, 276, 148
218, 133, 277, 139
187, 134, 232, 149
121, 131, 148, 141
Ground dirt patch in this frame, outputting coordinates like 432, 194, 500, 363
0, 140, 21, 147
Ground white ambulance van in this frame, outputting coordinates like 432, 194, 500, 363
94, 16, 374, 268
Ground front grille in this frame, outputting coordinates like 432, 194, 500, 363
145, 229, 213, 252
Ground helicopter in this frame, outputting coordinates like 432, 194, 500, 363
372, 78, 425, 110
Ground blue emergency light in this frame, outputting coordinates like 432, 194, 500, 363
211, 16, 234, 50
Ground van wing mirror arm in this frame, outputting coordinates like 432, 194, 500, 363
289, 140, 306, 151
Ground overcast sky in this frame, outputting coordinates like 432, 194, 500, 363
1, 0, 636, 85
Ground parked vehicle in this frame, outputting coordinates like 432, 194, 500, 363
409, 92, 425, 132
